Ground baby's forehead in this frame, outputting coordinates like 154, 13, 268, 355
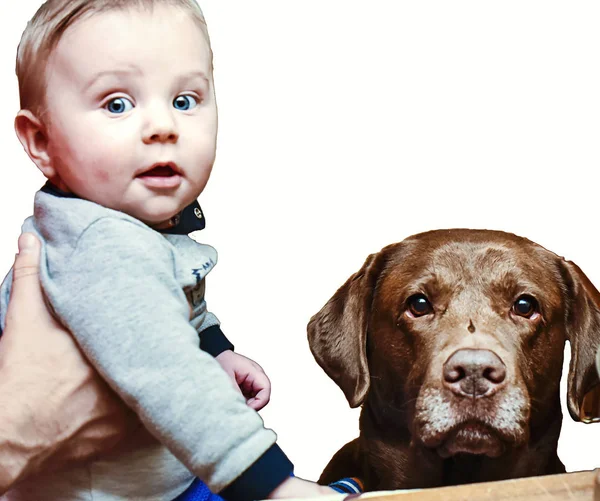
56, 5, 211, 51
47, 6, 213, 82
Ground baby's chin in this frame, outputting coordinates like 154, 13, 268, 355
124, 202, 188, 229
112, 187, 201, 228
138, 211, 183, 229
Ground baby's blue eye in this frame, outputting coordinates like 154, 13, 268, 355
173, 95, 198, 111
105, 97, 134, 114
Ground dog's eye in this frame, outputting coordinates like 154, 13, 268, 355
407, 294, 433, 317
512, 295, 539, 318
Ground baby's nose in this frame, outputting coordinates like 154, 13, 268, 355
142, 105, 179, 144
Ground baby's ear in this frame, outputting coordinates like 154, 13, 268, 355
14, 110, 55, 178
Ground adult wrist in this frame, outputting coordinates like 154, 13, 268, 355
0, 386, 31, 492
0, 369, 56, 492
0, 437, 31, 494
0, 458, 19, 494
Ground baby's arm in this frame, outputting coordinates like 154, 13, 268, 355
45, 218, 291, 498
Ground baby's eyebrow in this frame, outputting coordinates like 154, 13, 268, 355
85, 67, 142, 90
177, 71, 210, 87
83, 68, 210, 91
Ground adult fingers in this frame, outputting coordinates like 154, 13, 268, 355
6, 233, 50, 322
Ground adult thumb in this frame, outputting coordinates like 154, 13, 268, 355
8, 233, 45, 311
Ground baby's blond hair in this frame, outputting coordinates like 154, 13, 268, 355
16, 0, 211, 116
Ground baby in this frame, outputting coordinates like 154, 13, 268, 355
0, 1, 338, 499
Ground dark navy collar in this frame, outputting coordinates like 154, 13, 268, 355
160, 201, 205, 235
40, 181, 205, 235
41, 181, 79, 198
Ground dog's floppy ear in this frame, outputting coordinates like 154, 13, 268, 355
561, 259, 600, 422
308, 251, 387, 408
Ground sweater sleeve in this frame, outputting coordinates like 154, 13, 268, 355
43, 217, 283, 494
199, 324, 235, 356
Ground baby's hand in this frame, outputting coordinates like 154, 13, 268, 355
215, 350, 271, 410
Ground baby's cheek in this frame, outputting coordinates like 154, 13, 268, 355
92, 168, 111, 183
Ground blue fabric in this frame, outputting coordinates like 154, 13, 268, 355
173, 478, 223, 501
329, 477, 364, 494
173, 475, 364, 500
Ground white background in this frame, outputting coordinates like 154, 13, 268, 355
0, 0, 599, 483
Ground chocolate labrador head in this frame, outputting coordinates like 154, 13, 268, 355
308, 229, 600, 490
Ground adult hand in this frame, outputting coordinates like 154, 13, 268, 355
0, 233, 135, 492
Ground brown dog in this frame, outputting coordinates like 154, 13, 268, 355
308, 229, 600, 491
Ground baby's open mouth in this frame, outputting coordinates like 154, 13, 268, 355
137, 164, 182, 189
138, 165, 177, 177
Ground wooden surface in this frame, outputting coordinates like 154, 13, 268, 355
353, 470, 600, 501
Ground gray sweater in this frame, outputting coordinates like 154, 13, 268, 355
0, 185, 291, 501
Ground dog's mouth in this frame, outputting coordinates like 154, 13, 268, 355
436, 421, 504, 458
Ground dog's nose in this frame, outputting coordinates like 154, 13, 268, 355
443, 349, 506, 398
